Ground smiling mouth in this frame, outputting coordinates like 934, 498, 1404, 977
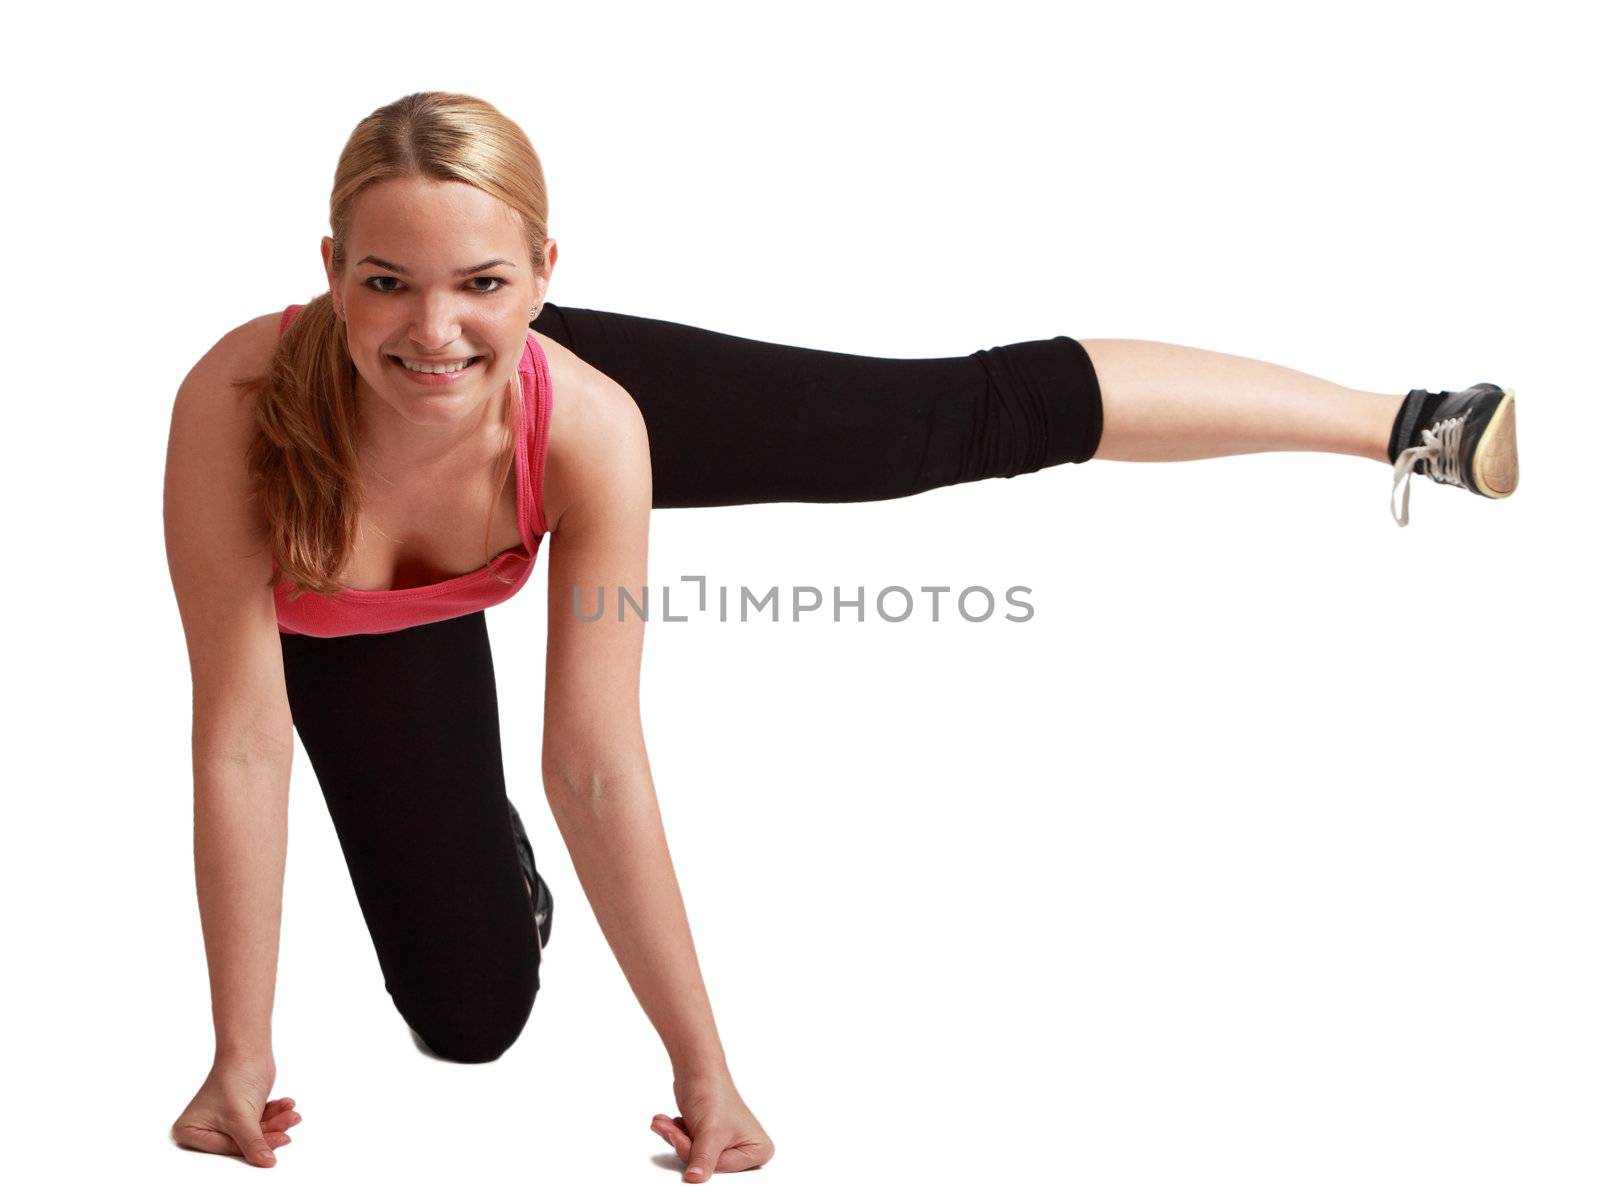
388, 354, 484, 375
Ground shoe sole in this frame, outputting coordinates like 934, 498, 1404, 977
535, 876, 553, 951
520, 873, 553, 951
507, 800, 552, 950
1473, 387, 1518, 498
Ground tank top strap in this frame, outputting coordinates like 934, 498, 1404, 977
522, 331, 555, 538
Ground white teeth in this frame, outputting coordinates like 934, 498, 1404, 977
398, 356, 477, 374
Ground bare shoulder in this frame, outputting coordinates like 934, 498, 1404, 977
206, 311, 283, 368
534, 331, 651, 535
229, 311, 286, 366
182, 311, 284, 411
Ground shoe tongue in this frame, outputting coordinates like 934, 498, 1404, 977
1416, 389, 1451, 431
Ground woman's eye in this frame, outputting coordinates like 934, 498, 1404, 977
469, 277, 507, 294
364, 276, 402, 293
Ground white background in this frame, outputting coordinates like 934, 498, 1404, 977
4, 0, 1595, 1194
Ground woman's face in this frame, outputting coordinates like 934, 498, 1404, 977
323, 175, 556, 431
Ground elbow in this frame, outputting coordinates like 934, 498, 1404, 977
542, 759, 600, 809
541, 742, 651, 811
194, 713, 295, 775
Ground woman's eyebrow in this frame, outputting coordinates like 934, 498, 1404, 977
355, 255, 518, 275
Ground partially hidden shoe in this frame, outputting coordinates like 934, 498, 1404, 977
507, 799, 554, 950
1390, 383, 1518, 527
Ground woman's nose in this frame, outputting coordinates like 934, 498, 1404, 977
406, 296, 465, 350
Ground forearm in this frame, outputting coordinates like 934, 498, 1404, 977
544, 768, 730, 1079
192, 754, 291, 1067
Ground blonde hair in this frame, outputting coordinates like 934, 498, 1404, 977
236, 91, 551, 603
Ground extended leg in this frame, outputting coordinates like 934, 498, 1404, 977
531, 304, 1516, 524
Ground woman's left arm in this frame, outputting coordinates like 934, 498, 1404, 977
540, 376, 773, 1183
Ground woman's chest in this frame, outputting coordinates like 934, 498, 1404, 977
337, 460, 526, 592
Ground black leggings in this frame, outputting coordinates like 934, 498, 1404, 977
279, 304, 1103, 1061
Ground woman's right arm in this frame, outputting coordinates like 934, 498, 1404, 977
163, 314, 302, 1166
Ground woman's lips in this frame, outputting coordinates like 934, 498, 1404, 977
388, 354, 483, 385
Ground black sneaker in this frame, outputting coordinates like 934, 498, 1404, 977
1390, 383, 1519, 526
507, 799, 554, 950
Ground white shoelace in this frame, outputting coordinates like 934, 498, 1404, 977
1390, 416, 1467, 527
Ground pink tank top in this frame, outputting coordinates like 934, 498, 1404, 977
272, 303, 554, 638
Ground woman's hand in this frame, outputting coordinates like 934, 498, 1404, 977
650, 1070, 774, 1182
171, 1059, 301, 1167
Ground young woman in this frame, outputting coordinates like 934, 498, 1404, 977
162, 91, 1519, 1184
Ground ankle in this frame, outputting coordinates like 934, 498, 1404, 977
1388, 388, 1447, 464
1360, 391, 1411, 464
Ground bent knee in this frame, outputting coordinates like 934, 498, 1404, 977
404, 976, 541, 1063
413, 1000, 536, 1062
418, 1022, 525, 1063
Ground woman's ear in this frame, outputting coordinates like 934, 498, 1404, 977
320, 236, 343, 319
540, 238, 559, 300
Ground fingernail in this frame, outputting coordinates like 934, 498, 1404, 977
686, 1166, 704, 1178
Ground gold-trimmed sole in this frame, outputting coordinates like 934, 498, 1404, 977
1473, 388, 1518, 498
